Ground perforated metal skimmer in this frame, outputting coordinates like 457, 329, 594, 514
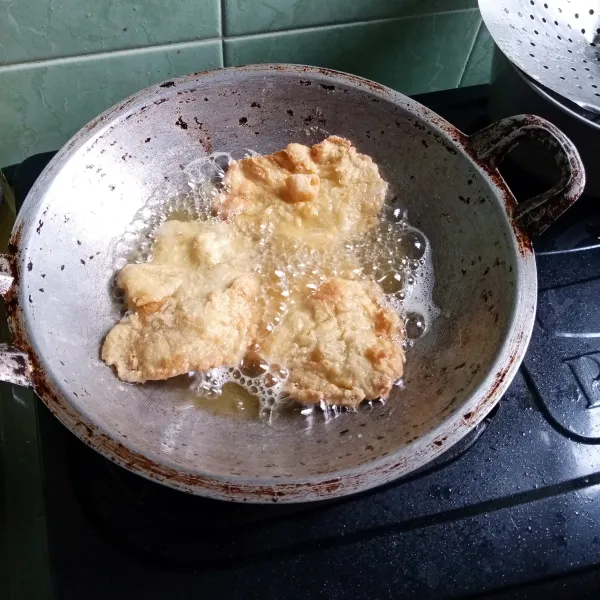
479, 0, 600, 113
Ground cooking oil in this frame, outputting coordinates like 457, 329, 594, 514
112, 150, 438, 420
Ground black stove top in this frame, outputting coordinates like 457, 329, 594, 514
7, 86, 600, 599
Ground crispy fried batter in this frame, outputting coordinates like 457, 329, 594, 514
104, 137, 407, 408
261, 278, 405, 407
214, 136, 388, 244
102, 220, 260, 383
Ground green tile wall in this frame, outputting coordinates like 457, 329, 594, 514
223, 0, 479, 36
0, 0, 220, 64
225, 11, 482, 95
0, 41, 222, 166
459, 23, 494, 88
0, 0, 495, 167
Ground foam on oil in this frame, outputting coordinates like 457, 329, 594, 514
113, 150, 438, 421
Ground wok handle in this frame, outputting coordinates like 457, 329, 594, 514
0, 254, 34, 387
469, 114, 586, 237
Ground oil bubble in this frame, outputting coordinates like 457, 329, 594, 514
239, 352, 269, 377
399, 230, 426, 260
405, 312, 426, 339
270, 364, 289, 380
378, 272, 404, 294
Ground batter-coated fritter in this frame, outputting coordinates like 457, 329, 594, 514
104, 137, 405, 408
102, 220, 260, 383
261, 278, 405, 407
214, 135, 388, 245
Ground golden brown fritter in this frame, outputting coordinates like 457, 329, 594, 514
261, 278, 405, 407
214, 136, 388, 246
104, 137, 406, 408
102, 220, 260, 383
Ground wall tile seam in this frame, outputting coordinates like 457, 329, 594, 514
457, 18, 483, 87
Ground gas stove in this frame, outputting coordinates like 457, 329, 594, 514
4, 86, 600, 599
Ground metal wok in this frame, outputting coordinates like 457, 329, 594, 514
0, 65, 585, 502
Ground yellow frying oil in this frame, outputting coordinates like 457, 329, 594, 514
191, 382, 260, 420
113, 152, 438, 420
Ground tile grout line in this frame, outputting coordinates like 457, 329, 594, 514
457, 18, 483, 88
0, 8, 479, 74
219, 0, 226, 67
0, 37, 224, 74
